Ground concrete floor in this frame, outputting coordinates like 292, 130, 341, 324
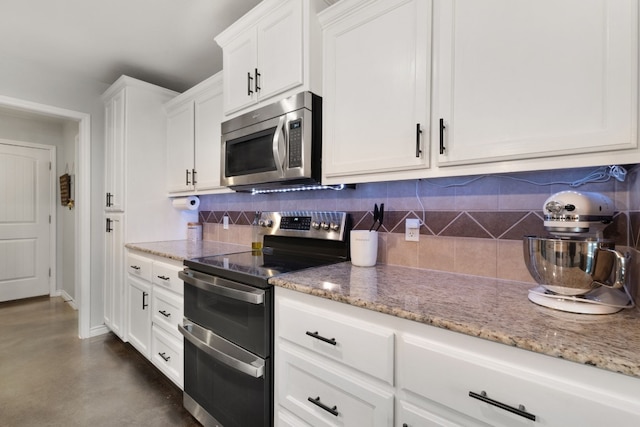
0, 296, 200, 427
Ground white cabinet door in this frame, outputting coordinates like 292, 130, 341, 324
104, 89, 126, 211
194, 86, 225, 192
104, 213, 124, 338
166, 101, 195, 193
256, 0, 303, 102
127, 276, 152, 358
322, 0, 431, 184
434, 0, 638, 166
222, 30, 258, 114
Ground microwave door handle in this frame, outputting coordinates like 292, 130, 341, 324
179, 322, 265, 378
272, 115, 286, 174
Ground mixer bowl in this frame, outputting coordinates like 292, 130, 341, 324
523, 236, 625, 296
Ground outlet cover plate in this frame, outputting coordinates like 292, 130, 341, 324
405, 218, 420, 241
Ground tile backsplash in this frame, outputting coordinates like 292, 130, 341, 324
198, 165, 640, 296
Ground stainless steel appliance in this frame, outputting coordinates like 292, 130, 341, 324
179, 211, 350, 427
523, 190, 633, 314
220, 92, 322, 193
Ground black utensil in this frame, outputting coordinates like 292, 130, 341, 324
375, 203, 384, 231
369, 204, 379, 231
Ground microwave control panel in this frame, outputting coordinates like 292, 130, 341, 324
288, 119, 303, 168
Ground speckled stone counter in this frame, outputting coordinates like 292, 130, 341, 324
269, 262, 640, 379
125, 240, 249, 261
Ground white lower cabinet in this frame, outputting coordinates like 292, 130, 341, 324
278, 343, 394, 426
125, 249, 184, 389
275, 288, 395, 426
127, 276, 151, 358
275, 287, 640, 427
151, 324, 183, 388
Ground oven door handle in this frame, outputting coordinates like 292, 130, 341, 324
179, 269, 265, 305
179, 321, 265, 378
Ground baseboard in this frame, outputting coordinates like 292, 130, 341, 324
90, 324, 111, 337
60, 290, 78, 310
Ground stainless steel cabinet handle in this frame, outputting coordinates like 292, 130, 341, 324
142, 292, 148, 310
192, 168, 197, 185
158, 310, 171, 318
157, 275, 170, 281
130, 265, 141, 270
105, 218, 112, 233
179, 269, 265, 305
185, 169, 191, 185
469, 391, 536, 421
307, 396, 339, 417
179, 322, 265, 378
158, 352, 170, 362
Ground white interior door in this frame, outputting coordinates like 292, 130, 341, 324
0, 143, 51, 302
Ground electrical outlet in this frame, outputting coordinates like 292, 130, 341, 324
405, 218, 420, 241
223, 215, 229, 230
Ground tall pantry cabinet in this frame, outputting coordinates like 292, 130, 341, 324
101, 76, 180, 339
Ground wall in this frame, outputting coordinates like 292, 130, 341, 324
198, 165, 639, 299
0, 112, 78, 301
0, 54, 110, 328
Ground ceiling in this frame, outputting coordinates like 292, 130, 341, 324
0, 0, 263, 93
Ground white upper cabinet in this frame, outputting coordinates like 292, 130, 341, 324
104, 89, 125, 212
433, 0, 639, 167
166, 101, 195, 193
165, 72, 230, 195
215, 0, 327, 117
320, 0, 432, 185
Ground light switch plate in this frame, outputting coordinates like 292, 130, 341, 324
223, 215, 229, 230
405, 218, 420, 241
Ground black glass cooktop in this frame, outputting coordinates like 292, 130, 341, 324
184, 247, 341, 289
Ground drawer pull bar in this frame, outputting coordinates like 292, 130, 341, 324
307, 396, 338, 417
158, 352, 171, 362
157, 275, 170, 281
469, 391, 536, 421
305, 331, 336, 346
158, 310, 171, 318
130, 265, 140, 270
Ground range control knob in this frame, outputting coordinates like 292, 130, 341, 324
311, 221, 321, 230
330, 223, 340, 232
321, 222, 330, 231
258, 219, 273, 228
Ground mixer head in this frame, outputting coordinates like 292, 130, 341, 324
543, 191, 614, 238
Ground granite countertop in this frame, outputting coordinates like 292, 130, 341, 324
269, 262, 640, 379
125, 240, 250, 261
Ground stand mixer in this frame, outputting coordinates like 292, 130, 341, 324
523, 191, 634, 314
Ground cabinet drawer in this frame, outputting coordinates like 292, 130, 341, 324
278, 344, 393, 427
277, 297, 394, 385
151, 325, 183, 389
126, 253, 152, 282
398, 333, 640, 427
152, 286, 183, 339
152, 261, 183, 294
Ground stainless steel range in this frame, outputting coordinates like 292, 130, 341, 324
178, 211, 351, 427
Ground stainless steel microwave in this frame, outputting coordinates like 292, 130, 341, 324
220, 92, 322, 192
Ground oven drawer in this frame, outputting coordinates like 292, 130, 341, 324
278, 343, 394, 426
152, 286, 183, 339
127, 253, 152, 282
152, 261, 183, 294
181, 321, 272, 427
277, 297, 394, 385
151, 325, 183, 389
